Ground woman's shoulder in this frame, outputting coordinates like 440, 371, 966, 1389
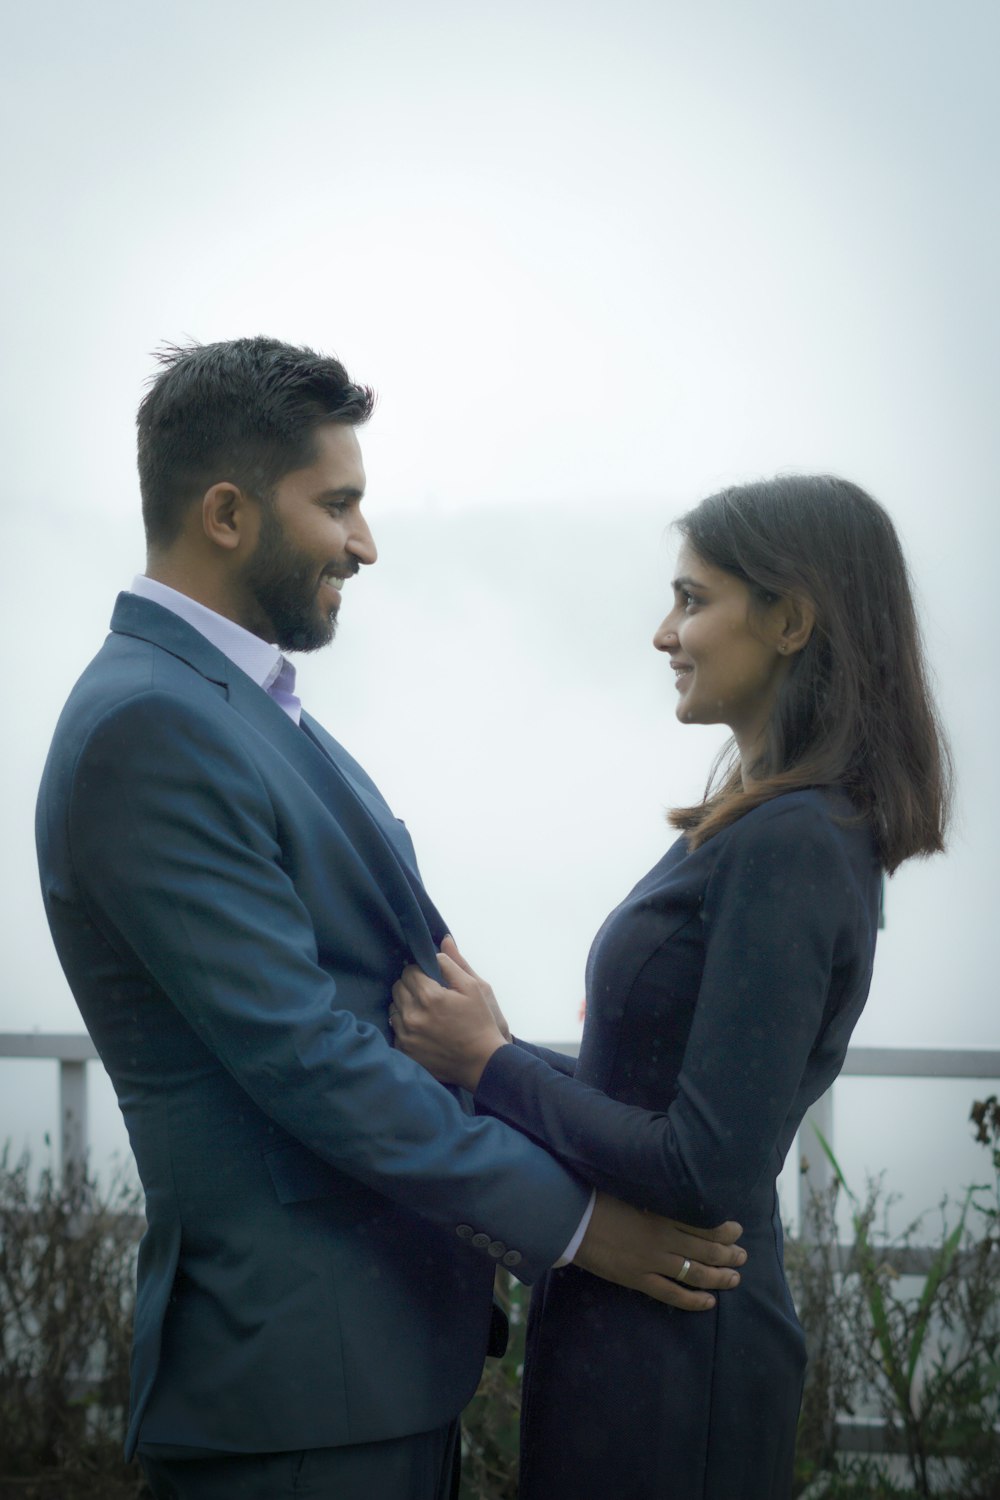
709, 787, 878, 870
696, 789, 881, 930
731, 785, 849, 829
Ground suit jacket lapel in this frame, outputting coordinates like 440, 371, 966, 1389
299, 714, 449, 945
109, 593, 444, 977
231, 679, 445, 977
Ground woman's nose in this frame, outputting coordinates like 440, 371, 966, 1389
653, 616, 678, 653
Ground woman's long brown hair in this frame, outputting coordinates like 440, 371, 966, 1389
668, 475, 952, 873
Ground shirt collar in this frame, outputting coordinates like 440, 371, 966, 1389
129, 576, 292, 697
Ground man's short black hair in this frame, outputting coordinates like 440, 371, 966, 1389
136, 336, 376, 549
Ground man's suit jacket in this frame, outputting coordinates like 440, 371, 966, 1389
35, 593, 588, 1459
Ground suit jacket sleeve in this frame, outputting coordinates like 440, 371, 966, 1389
474, 799, 869, 1225
66, 690, 588, 1276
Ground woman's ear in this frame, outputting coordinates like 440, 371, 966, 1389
774, 595, 815, 657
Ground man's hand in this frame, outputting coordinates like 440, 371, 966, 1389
573, 1193, 746, 1311
390, 937, 511, 1090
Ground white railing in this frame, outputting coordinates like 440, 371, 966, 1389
797, 1045, 1000, 1234
1, 1032, 997, 1204
539, 1041, 1000, 1240
0, 1031, 98, 1178
1, 1033, 998, 1459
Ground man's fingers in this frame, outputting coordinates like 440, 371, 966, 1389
673, 1218, 744, 1247
660, 1228, 747, 1269
671, 1254, 740, 1292
688, 1235, 746, 1270
637, 1275, 717, 1312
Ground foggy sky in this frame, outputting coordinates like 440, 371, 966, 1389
2, 0, 997, 1212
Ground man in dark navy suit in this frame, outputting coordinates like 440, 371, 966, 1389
35, 338, 743, 1499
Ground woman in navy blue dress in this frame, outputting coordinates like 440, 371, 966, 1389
390, 475, 951, 1499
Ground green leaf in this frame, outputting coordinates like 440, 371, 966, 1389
812, 1125, 909, 1407
812, 1125, 858, 1207
905, 1187, 974, 1387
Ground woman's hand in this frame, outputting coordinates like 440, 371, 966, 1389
390, 936, 511, 1091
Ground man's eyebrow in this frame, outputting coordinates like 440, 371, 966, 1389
315, 486, 365, 501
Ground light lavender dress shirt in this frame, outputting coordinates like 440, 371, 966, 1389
130, 575, 302, 720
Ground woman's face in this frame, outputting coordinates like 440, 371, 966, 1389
653, 543, 792, 759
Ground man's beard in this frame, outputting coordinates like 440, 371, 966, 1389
243, 505, 339, 653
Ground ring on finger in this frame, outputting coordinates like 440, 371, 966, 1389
675, 1257, 692, 1284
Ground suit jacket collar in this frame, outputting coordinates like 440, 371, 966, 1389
111, 590, 234, 688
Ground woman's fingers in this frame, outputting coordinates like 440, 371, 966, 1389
389, 977, 430, 1040
436, 952, 480, 994
390, 974, 418, 1012
437, 948, 512, 1041
394, 964, 430, 1001
440, 934, 478, 976
389, 960, 507, 1090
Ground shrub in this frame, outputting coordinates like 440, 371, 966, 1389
459, 1272, 526, 1500
0, 1146, 148, 1499
786, 1098, 1000, 1499
3, 1101, 998, 1499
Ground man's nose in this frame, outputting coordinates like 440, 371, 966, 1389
348, 513, 378, 566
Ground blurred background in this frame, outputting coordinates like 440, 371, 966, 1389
1, 0, 997, 1227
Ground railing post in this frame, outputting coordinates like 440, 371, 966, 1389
799, 1085, 834, 1231
59, 1058, 88, 1180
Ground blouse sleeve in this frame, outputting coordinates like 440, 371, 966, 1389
473, 799, 867, 1224
512, 1038, 578, 1076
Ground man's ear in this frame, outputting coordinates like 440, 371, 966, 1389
776, 594, 815, 657
201, 483, 256, 552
